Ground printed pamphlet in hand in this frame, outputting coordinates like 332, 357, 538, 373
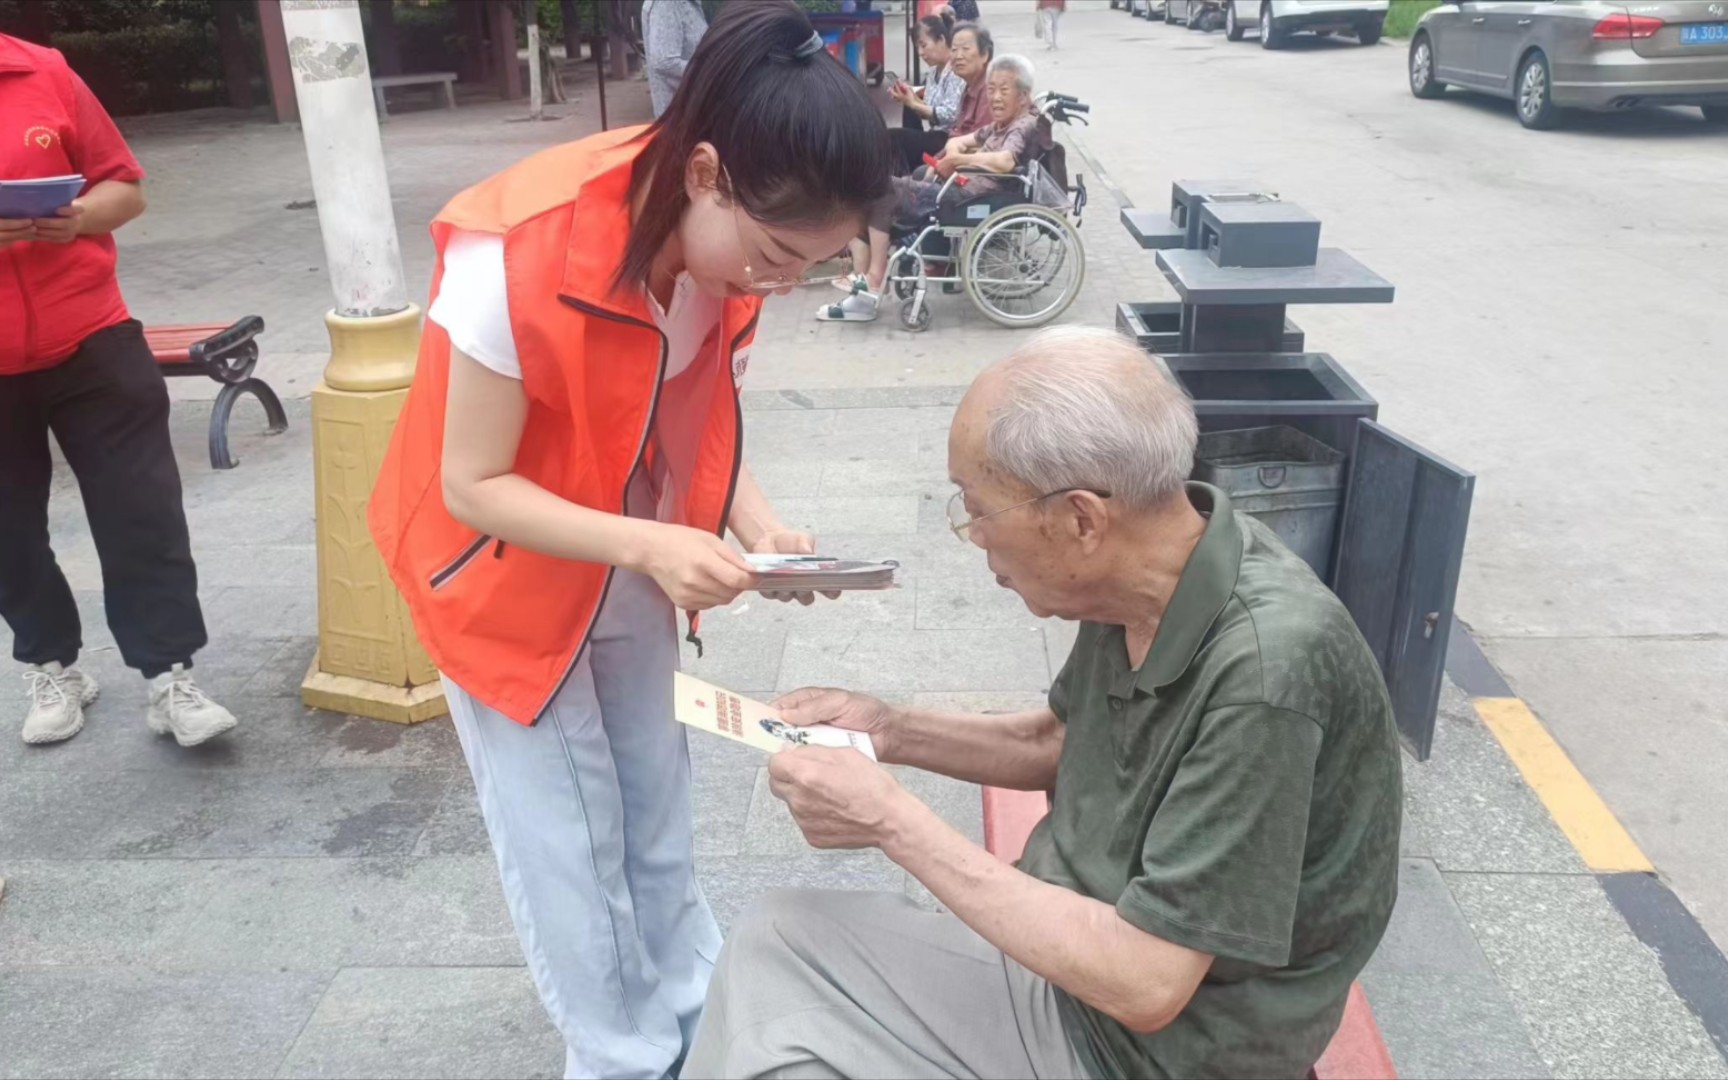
674, 672, 877, 760
0, 175, 84, 220
744, 554, 899, 593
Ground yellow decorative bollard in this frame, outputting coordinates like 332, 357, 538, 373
300, 309, 444, 724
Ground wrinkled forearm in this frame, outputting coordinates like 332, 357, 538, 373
880, 795, 1211, 1035
885, 705, 1062, 790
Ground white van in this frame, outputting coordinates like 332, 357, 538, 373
1207, 1, 1391, 47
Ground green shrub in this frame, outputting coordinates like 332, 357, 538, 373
1384, 0, 1442, 39
388, 2, 469, 73
54, 21, 224, 115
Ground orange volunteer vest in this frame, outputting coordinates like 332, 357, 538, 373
369, 127, 761, 725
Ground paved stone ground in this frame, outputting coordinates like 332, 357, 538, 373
3, 7, 1727, 1079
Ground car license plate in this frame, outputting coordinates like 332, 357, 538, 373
1680, 22, 1728, 45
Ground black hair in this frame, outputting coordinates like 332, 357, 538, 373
918, 10, 956, 47
952, 21, 994, 60
617, 0, 892, 293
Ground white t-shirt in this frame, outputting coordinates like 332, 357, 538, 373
427, 229, 720, 382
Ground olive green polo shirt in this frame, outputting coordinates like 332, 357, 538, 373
1018, 483, 1402, 1080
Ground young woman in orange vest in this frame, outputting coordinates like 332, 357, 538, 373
368, 4, 890, 1076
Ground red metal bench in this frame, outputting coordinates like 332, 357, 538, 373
145, 317, 287, 470
980, 786, 1397, 1080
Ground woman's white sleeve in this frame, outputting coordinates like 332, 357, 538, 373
427, 230, 522, 380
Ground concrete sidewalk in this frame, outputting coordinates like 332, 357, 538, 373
4, 15, 1727, 1078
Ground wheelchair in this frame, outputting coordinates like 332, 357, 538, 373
885, 92, 1091, 333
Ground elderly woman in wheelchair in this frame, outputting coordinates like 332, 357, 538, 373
819, 54, 1088, 332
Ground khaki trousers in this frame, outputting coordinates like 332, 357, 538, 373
682, 889, 1089, 1080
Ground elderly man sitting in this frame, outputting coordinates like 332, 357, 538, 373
683, 327, 1402, 1079
819, 52, 1045, 324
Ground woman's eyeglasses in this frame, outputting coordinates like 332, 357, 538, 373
722, 167, 805, 292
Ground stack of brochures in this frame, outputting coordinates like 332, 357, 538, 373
743, 554, 899, 593
0, 175, 85, 219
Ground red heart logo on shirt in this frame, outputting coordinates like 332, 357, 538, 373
34, 132, 51, 148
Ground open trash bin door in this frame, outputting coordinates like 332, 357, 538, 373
1332, 421, 1474, 760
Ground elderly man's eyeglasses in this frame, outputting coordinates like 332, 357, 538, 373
946, 487, 1112, 540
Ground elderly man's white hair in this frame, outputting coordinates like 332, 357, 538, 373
984, 327, 1197, 513
988, 53, 1036, 95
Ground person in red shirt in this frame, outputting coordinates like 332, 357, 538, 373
1, 33, 237, 748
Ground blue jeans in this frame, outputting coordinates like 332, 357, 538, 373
444, 560, 721, 1079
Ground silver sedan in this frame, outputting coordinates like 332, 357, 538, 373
1407, 0, 1728, 129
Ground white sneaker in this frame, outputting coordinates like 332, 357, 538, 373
21, 662, 99, 745
146, 664, 238, 747
815, 290, 881, 322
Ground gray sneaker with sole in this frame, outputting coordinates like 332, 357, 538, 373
147, 664, 238, 747
21, 661, 100, 745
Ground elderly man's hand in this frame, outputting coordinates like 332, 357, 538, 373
775, 687, 899, 760
933, 153, 963, 179
768, 746, 909, 850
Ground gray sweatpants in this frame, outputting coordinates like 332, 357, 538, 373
682, 889, 1090, 1080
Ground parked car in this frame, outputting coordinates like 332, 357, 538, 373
1408, 1, 1728, 129
1215, 1, 1390, 46
1111, 0, 1166, 15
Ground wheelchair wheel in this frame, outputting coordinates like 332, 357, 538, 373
890, 251, 921, 301
961, 205, 1085, 329
900, 296, 932, 332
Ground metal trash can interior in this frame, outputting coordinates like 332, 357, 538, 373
1194, 426, 1346, 580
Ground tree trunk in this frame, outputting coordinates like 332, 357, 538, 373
526, 2, 543, 119
561, 0, 583, 59
368, 0, 403, 77
256, 0, 300, 123
215, 0, 255, 110
539, 35, 568, 103
606, 1, 630, 80
487, 1, 524, 100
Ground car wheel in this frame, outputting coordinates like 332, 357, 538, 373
1358, 21, 1383, 45
1225, 3, 1245, 40
1516, 51, 1563, 130
1703, 105, 1728, 124
1409, 34, 1445, 99
1260, 4, 1286, 48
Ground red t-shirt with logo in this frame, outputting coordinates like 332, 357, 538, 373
1, 33, 145, 374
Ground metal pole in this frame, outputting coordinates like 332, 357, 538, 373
279, 0, 408, 323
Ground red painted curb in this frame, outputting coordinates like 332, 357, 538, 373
981, 785, 1048, 863
980, 786, 1398, 1080
1312, 983, 1398, 1080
